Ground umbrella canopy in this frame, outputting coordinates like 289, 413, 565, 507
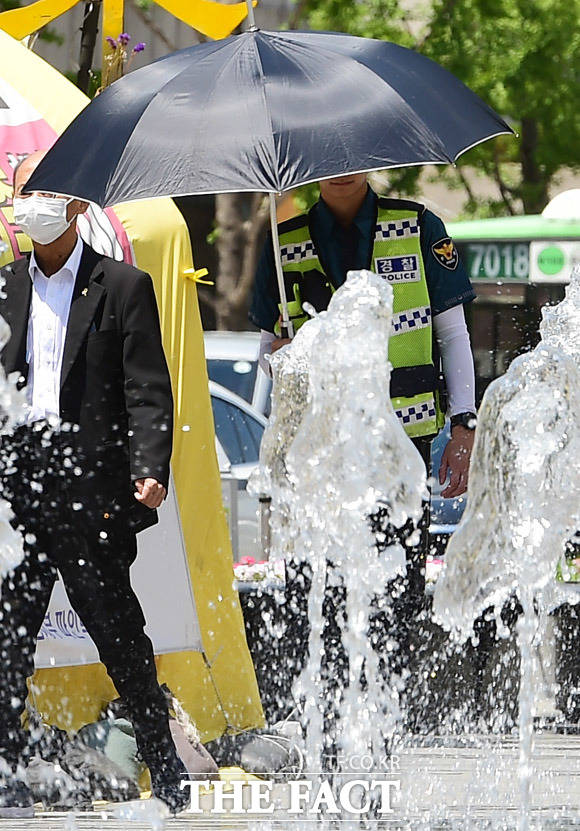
27, 29, 513, 207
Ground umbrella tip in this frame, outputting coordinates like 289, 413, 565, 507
244, 0, 259, 31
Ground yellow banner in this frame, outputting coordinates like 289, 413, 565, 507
102, 0, 124, 55
154, 0, 256, 40
0, 0, 256, 54
0, 0, 79, 41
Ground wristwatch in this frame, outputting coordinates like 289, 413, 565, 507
450, 411, 477, 431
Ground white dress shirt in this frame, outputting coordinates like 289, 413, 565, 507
26, 235, 83, 424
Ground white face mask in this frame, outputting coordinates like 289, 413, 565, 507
13, 194, 75, 245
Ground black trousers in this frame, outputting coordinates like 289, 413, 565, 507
0, 425, 178, 777
267, 437, 431, 738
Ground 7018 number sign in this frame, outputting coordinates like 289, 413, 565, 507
460, 242, 529, 281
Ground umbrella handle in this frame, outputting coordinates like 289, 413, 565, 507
269, 192, 294, 339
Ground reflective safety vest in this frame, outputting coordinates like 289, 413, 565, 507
275, 198, 445, 438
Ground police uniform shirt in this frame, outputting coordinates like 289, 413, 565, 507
249, 187, 476, 332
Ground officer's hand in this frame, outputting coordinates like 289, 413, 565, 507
439, 426, 475, 498
134, 478, 166, 509
272, 337, 291, 353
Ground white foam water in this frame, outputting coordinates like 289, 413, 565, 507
253, 271, 426, 797
249, 265, 580, 830
434, 268, 580, 830
112, 796, 169, 828
433, 343, 580, 633
540, 265, 580, 368
0, 267, 29, 584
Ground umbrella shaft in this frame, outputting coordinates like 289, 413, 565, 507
245, 0, 257, 30
269, 192, 294, 338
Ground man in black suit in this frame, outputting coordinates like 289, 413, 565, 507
0, 151, 188, 817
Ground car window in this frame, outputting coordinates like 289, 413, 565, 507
246, 413, 265, 451
211, 397, 264, 464
207, 359, 258, 405
236, 411, 263, 462
211, 398, 244, 465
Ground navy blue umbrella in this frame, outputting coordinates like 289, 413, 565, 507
27, 27, 513, 331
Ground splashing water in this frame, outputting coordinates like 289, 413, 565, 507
249, 319, 322, 565
254, 271, 426, 790
0, 272, 30, 584
112, 796, 169, 829
540, 265, 580, 368
434, 285, 580, 830
433, 343, 580, 632
250, 264, 580, 828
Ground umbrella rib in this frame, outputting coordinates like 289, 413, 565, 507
107, 38, 244, 202
454, 130, 514, 162
250, 34, 280, 193
274, 32, 513, 160
272, 34, 456, 166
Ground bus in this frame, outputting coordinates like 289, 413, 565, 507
447, 214, 580, 406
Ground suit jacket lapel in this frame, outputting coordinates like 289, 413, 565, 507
1, 257, 32, 380
60, 243, 105, 390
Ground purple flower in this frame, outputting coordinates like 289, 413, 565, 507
105, 36, 118, 49
133, 42, 146, 53
118, 32, 131, 45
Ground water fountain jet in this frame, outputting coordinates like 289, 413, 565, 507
253, 270, 427, 785
434, 323, 580, 829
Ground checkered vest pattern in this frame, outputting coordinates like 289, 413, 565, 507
275, 201, 444, 437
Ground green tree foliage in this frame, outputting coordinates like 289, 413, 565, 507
295, 0, 580, 215
306, 0, 412, 43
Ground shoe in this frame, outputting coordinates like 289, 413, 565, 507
149, 761, 191, 815
0, 779, 34, 818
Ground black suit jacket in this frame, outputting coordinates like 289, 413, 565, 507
0, 243, 173, 534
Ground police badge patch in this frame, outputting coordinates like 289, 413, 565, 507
431, 237, 459, 270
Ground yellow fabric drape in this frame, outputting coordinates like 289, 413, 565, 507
0, 0, 256, 69
115, 199, 265, 739
0, 29, 263, 741
153, 0, 256, 40
0, 0, 79, 42
102, 0, 124, 44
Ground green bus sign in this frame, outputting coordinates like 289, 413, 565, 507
457, 241, 529, 281
448, 214, 580, 284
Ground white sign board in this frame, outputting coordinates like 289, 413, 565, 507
34, 477, 202, 669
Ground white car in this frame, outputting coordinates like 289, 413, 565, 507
209, 381, 267, 561
204, 331, 272, 416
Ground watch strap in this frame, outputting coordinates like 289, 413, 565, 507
450, 411, 477, 430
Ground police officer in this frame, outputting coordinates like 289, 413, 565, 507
249, 173, 477, 735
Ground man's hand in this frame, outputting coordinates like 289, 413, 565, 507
272, 337, 291, 353
439, 426, 475, 498
134, 478, 166, 509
